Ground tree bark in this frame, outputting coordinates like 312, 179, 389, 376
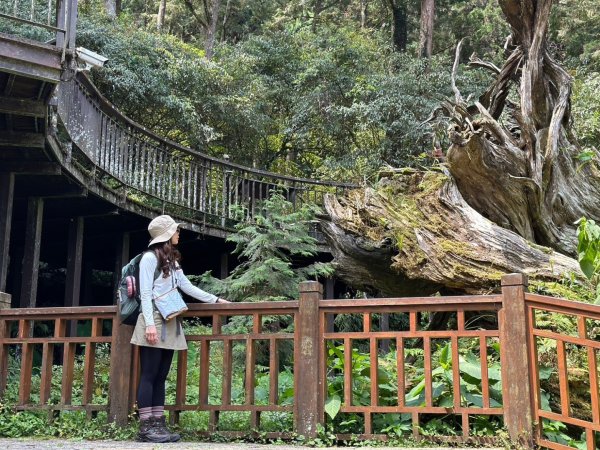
360, 0, 368, 29
321, 170, 581, 296
418, 0, 434, 58
444, 0, 600, 256
388, 0, 408, 52
104, 0, 118, 19
157, 0, 167, 31
205, 0, 221, 60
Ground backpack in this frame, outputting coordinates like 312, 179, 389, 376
117, 251, 161, 325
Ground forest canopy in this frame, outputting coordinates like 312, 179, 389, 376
74, 0, 599, 186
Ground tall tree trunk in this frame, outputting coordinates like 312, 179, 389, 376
221, 0, 231, 41
389, 0, 408, 52
157, 0, 167, 31
360, 0, 368, 29
205, 0, 221, 60
418, 0, 434, 58
104, 0, 117, 19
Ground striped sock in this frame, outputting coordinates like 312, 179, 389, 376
139, 407, 153, 421
151, 406, 164, 418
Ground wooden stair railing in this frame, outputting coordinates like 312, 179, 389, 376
55, 72, 356, 230
0, 0, 77, 55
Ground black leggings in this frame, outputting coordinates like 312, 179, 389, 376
137, 346, 174, 409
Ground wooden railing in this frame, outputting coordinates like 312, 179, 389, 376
319, 293, 503, 440
525, 293, 600, 450
2, 274, 599, 448
0, 306, 115, 417
0, 0, 77, 53
55, 73, 356, 230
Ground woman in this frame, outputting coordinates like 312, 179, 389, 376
131, 214, 229, 443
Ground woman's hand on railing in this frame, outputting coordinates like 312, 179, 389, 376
216, 298, 230, 303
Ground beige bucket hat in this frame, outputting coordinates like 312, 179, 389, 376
148, 215, 182, 246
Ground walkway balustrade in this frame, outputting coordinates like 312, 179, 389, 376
0, 0, 77, 54
55, 73, 356, 231
1, 274, 598, 448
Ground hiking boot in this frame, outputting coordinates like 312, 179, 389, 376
138, 417, 170, 443
153, 416, 181, 442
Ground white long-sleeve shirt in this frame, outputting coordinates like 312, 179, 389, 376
139, 251, 217, 327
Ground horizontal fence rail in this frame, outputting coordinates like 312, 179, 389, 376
1, 275, 599, 448
56, 73, 356, 232
525, 293, 600, 450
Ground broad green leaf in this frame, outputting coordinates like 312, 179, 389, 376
539, 365, 553, 380
324, 395, 341, 419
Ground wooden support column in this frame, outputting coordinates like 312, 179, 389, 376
325, 278, 335, 333
109, 232, 133, 425
0, 292, 10, 396
20, 197, 44, 308
55, 0, 66, 49
65, 217, 84, 305
65, 217, 84, 335
0, 173, 14, 292
220, 252, 229, 279
112, 232, 130, 305
500, 273, 534, 447
56, 0, 78, 49
109, 316, 134, 425
295, 281, 323, 438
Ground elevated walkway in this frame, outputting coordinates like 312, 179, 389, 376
0, 4, 353, 309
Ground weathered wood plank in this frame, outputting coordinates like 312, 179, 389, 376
0, 174, 14, 292
0, 33, 63, 83
295, 281, 322, 438
500, 274, 534, 445
108, 320, 134, 425
0, 96, 46, 117
0, 133, 45, 148
20, 197, 44, 308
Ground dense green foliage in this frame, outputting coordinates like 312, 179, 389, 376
192, 192, 333, 302
576, 218, 600, 303
3, 1, 598, 180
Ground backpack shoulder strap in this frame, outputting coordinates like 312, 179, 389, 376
142, 249, 162, 281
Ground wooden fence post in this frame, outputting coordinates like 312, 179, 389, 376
296, 281, 323, 438
0, 292, 11, 396
109, 315, 134, 426
500, 273, 534, 447
0, 173, 14, 293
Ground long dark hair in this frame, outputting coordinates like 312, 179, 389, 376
149, 241, 181, 278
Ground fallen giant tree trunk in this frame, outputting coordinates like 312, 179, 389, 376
320, 0, 599, 295
445, 0, 600, 256
321, 170, 581, 296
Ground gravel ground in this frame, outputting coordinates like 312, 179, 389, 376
0, 439, 505, 450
